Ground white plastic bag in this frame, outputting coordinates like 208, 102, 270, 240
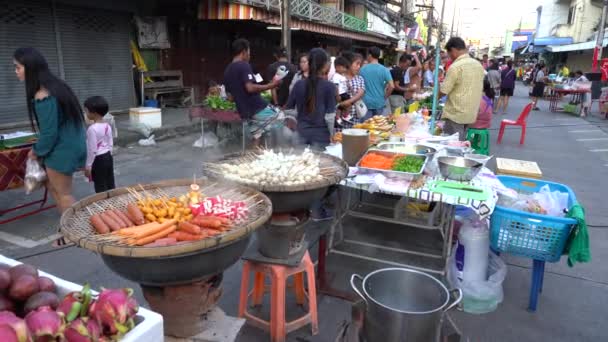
532, 184, 569, 217
448, 250, 507, 314
24, 159, 47, 194
138, 134, 156, 146
192, 132, 219, 148
129, 123, 152, 138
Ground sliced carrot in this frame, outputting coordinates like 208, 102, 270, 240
115, 222, 160, 234
130, 219, 177, 239
134, 225, 177, 246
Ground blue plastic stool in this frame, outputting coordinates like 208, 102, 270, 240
528, 260, 545, 312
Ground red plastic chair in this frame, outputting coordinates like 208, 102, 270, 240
497, 103, 533, 145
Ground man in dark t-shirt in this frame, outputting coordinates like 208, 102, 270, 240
223, 39, 284, 145
265, 47, 297, 107
388, 54, 412, 114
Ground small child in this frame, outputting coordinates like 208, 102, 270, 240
84, 96, 115, 193
333, 57, 353, 127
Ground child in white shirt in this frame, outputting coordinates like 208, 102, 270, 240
84, 96, 115, 193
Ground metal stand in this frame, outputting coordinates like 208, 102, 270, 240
319, 185, 455, 299
0, 187, 55, 225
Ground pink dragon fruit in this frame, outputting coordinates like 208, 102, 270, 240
56, 292, 82, 317
0, 324, 19, 342
64, 317, 101, 342
89, 288, 138, 336
24, 306, 63, 341
0, 311, 32, 342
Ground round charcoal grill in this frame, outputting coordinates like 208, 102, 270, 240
60, 178, 272, 286
202, 150, 348, 212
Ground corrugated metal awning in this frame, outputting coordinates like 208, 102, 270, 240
198, 0, 391, 45
547, 37, 608, 52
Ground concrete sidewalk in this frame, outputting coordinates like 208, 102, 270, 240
1, 82, 607, 341
113, 107, 202, 146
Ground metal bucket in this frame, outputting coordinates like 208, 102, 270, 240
351, 268, 462, 342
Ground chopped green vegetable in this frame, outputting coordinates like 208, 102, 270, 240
392, 155, 425, 173
204, 95, 236, 111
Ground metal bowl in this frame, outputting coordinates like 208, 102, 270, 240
101, 235, 251, 286
437, 156, 483, 181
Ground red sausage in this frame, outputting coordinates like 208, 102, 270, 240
105, 210, 126, 228
114, 210, 134, 227
90, 214, 110, 234
100, 212, 121, 231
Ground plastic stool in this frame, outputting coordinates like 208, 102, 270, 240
238, 251, 319, 342
466, 128, 490, 155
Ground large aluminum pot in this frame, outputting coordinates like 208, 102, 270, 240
351, 268, 462, 342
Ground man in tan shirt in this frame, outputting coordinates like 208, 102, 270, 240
440, 37, 485, 140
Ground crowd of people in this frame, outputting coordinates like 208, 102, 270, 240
13, 37, 592, 226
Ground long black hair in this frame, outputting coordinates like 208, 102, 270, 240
483, 78, 495, 102
14, 47, 84, 131
305, 48, 329, 114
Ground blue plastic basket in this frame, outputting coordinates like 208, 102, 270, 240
490, 176, 578, 262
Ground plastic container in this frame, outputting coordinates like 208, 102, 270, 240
455, 217, 490, 282
130, 107, 162, 129
0, 255, 164, 342
490, 176, 578, 262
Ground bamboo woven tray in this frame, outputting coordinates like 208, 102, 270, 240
202, 150, 349, 192
59, 179, 272, 258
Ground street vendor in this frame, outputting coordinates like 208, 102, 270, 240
439, 37, 484, 140
223, 39, 292, 146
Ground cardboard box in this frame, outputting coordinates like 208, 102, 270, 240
0, 255, 164, 342
129, 107, 162, 129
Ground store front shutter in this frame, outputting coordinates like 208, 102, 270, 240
0, 0, 60, 127
55, 5, 134, 112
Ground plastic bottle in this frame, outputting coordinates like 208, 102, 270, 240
455, 217, 490, 282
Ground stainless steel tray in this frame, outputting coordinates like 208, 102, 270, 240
356, 150, 428, 178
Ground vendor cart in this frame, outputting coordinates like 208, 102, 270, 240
319, 146, 498, 299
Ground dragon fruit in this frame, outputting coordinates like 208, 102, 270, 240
24, 306, 63, 341
58, 284, 93, 323
64, 318, 101, 342
0, 311, 32, 342
56, 292, 82, 318
0, 325, 19, 342
89, 288, 138, 336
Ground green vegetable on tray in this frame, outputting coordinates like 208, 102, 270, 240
392, 155, 425, 173
204, 95, 236, 111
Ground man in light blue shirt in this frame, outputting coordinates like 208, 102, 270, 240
360, 47, 394, 119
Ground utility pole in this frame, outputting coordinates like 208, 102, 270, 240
593, 0, 608, 71
281, 0, 291, 61
429, 0, 447, 133
427, 0, 434, 47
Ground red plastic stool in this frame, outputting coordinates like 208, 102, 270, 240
238, 251, 319, 342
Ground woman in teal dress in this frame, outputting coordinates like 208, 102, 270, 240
13, 48, 86, 213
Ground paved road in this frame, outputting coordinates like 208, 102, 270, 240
1, 82, 607, 341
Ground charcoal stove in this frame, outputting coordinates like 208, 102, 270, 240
60, 178, 273, 337
203, 150, 348, 259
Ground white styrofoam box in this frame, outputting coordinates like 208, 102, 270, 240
129, 107, 162, 129
0, 255, 164, 342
